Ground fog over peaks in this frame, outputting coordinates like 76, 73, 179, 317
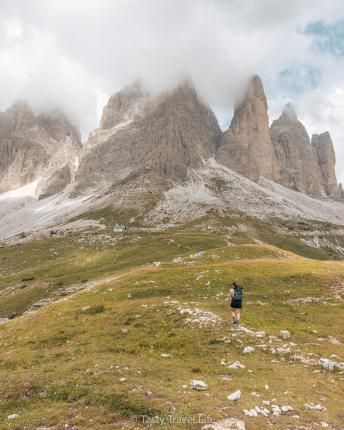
1, 0, 344, 180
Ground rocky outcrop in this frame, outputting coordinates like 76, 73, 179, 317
217, 75, 340, 199
336, 183, 344, 200
0, 102, 81, 196
216, 75, 275, 181
76, 80, 221, 190
270, 104, 325, 196
99, 80, 148, 130
311, 132, 337, 197
0, 76, 342, 206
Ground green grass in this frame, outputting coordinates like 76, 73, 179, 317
0, 223, 288, 318
0, 222, 343, 429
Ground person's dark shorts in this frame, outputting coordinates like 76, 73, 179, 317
231, 299, 242, 309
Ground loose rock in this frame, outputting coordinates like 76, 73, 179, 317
319, 357, 344, 372
280, 405, 293, 413
190, 380, 208, 391
280, 330, 291, 340
243, 409, 258, 417
304, 403, 326, 411
228, 361, 246, 369
227, 389, 241, 401
202, 417, 246, 430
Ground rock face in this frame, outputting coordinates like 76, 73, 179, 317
217, 75, 275, 181
0, 76, 342, 206
0, 102, 81, 196
311, 132, 337, 197
270, 104, 325, 196
99, 80, 148, 130
337, 183, 344, 199
217, 76, 340, 199
76, 81, 221, 190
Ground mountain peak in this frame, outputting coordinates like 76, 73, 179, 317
233, 74, 266, 113
99, 80, 148, 130
271, 105, 326, 196
217, 74, 275, 181
280, 103, 298, 121
5, 100, 35, 131
77, 80, 221, 189
311, 131, 337, 197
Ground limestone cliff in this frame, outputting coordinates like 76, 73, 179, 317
0, 102, 81, 196
270, 104, 325, 196
76, 81, 221, 190
311, 132, 337, 197
216, 75, 275, 181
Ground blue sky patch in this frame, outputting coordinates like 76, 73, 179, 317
305, 20, 344, 57
278, 65, 322, 95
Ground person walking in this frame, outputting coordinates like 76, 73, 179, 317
229, 281, 243, 325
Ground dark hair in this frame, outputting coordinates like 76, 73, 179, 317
233, 281, 241, 288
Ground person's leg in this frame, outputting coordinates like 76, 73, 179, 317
231, 308, 236, 324
236, 309, 241, 323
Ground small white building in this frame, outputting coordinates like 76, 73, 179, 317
113, 223, 126, 233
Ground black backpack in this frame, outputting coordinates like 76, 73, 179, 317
233, 286, 243, 301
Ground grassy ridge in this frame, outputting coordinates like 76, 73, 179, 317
0, 233, 343, 429
0, 228, 283, 318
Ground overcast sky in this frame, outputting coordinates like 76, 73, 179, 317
1, 0, 344, 181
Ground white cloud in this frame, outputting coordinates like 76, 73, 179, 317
2, 19, 23, 40
0, 0, 344, 179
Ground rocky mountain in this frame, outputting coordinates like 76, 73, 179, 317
0, 75, 344, 246
216, 75, 276, 181
271, 103, 326, 197
75, 80, 221, 191
0, 102, 81, 197
99, 80, 149, 130
216, 75, 342, 200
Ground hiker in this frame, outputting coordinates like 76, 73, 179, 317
229, 281, 243, 325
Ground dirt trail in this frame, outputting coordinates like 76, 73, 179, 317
0, 264, 161, 325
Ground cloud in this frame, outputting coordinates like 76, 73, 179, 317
0, 0, 344, 180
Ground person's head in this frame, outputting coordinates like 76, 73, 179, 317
233, 281, 239, 288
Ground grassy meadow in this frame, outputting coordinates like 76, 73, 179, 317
0, 215, 343, 429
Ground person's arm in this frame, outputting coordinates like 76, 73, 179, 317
229, 288, 234, 300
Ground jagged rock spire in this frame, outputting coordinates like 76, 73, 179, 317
271, 104, 326, 196
216, 75, 276, 181
312, 131, 337, 197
